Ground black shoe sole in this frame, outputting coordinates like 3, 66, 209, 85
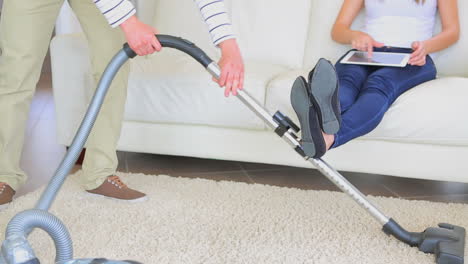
290, 76, 326, 159
308, 58, 341, 134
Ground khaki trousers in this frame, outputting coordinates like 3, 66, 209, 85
0, 0, 129, 190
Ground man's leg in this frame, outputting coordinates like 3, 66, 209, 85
0, 0, 63, 191
69, 0, 144, 200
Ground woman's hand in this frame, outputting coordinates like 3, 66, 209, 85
120, 16, 162, 56
216, 39, 245, 97
350, 31, 384, 58
409, 41, 428, 66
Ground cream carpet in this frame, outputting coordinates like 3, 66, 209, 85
0, 171, 467, 264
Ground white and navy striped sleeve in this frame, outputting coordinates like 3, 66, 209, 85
193, 0, 236, 45
94, 0, 136, 28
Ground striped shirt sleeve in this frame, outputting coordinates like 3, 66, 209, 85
94, 0, 136, 28
193, 0, 236, 45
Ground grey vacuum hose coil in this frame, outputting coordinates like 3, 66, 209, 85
2, 35, 216, 264
3, 210, 73, 263
35, 50, 130, 212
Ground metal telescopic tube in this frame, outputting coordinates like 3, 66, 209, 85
207, 62, 278, 130
309, 159, 389, 224
207, 62, 389, 225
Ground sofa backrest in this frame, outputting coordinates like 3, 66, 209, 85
57, 0, 467, 77
151, 0, 313, 69
304, 0, 468, 77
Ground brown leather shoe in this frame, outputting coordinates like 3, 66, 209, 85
86, 175, 147, 202
0, 183, 15, 210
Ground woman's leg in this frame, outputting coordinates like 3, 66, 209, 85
334, 61, 374, 113
294, 57, 373, 153
331, 57, 437, 148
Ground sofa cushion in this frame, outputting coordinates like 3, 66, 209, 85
124, 49, 287, 130
152, 0, 312, 69
266, 71, 468, 146
368, 77, 468, 146
304, 0, 468, 78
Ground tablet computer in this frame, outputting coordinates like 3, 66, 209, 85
340, 51, 410, 67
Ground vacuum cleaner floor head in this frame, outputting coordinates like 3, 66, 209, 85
419, 223, 465, 264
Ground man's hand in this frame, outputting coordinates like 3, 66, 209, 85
120, 16, 162, 56
350, 31, 385, 58
216, 39, 244, 97
409, 41, 428, 66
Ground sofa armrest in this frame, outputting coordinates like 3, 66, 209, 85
50, 33, 94, 146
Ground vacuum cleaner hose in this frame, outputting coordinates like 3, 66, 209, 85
3, 210, 73, 263
35, 50, 130, 211
36, 35, 215, 211
123, 35, 214, 67
2, 49, 129, 264
2, 35, 216, 264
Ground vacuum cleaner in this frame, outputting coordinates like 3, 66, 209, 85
0, 35, 465, 264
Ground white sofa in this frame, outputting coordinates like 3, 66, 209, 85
50, 0, 468, 183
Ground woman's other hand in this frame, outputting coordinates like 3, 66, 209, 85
409, 41, 428, 66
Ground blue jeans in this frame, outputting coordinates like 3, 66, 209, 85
331, 47, 437, 148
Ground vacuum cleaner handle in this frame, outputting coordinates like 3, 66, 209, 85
123, 34, 221, 77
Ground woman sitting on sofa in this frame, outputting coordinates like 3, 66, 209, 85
292, 0, 460, 158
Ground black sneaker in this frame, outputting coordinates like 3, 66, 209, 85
308, 58, 341, 134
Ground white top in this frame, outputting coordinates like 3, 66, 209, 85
364, 0, 438, 48
93, 0, 235, 45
